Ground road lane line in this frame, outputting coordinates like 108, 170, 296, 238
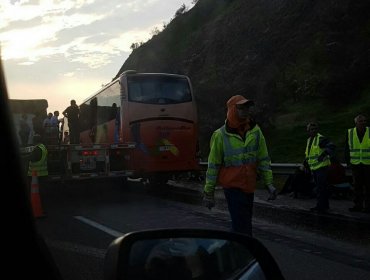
74, 215, 123, 237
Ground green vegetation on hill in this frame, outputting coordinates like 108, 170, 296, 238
116, 0, 370, 162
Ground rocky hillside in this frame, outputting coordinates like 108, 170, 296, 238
116, 0, 370, 160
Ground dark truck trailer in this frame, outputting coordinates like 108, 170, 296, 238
9, 99, 134, 181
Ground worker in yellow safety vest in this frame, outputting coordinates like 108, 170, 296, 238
304, 122, 335, 214
27, 134, 48, 191
203, 95, 276, 236
345, 114, 370, 213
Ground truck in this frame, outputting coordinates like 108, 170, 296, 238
10, 98, 136, 181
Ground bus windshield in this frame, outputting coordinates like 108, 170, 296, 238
128, 75, 192, 104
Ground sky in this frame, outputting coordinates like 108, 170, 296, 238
0, 0, 195, 114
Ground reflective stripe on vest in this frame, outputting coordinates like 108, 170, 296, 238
220, 126, 259, 167
348, 127, 370, 165
305, 133, 330, 170
28, 144, 48, 176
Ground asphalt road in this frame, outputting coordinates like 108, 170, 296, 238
36, 178, 370, 280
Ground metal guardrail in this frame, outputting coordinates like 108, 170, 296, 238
199, 162, 352, 176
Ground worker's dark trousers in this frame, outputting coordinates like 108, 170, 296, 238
224, 188, 254, 237
351, 164, 370, 210
312, 166, 330, 210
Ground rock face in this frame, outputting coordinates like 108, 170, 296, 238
116, 0, 370, 158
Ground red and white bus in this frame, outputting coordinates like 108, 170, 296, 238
79, 71, 199, 185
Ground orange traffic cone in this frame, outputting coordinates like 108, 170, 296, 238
30, 170, 45, 218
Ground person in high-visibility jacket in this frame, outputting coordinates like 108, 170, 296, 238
27, 134, 48, 190
203, 95, 276, 236
345, 114, 370, 213
304, 122, 335, 214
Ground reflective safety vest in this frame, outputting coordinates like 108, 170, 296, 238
205, 124, 272, 193
28, 144, 48, 177
348, 127, 370, 165
305, 133, 330, 171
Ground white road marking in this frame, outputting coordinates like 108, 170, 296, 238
74, 215, 123, 237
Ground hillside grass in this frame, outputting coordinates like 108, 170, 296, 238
267, 87, 370, 163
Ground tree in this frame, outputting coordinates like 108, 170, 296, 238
150, 27, 160, 37
174, 4, 187, 18
130, 42, 144, 50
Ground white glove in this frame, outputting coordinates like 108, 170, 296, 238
267, 184, 277, 201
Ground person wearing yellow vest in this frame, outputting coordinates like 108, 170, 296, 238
203, 95, 276, 236
27, 134, 48, 190
345, 114, 370, 213
304, 122, 335, 214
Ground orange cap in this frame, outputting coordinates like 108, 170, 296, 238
227, 95, 254, 107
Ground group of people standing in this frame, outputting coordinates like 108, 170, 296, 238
303, 115, 369, 214
20, 94, 370, 236
43, 99, 80, 145
23, 100, 80, 194
42, 110, 61, 144
203, 95, 369, 237
17, 99, 80, 147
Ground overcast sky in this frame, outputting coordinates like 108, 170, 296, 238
0, 0, 195, 113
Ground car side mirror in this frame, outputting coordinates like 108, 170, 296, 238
104, 228, 284, 280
